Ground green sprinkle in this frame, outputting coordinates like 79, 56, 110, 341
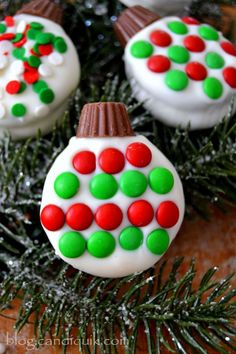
90, 173, 118, 199
120, 170, 147, 197
0, 23, 7, 33
168, 45, 190, 64
203, 77, 223, 99
167, 21, 188, 35
12, 33, 23, 43
30, 21, 44, 30
148, 167, 174, 194
59, 231, 86, 258
36, 32, 54, 44
28, 55, 41, 68
54, 172, 80, 199
17, 82, 27, 94
27, 28, 40, 40
88, 231, 115, 258
33, 80, 48, 94
11, 103, 27, 117
33, 43, 40, 55
39, 88, 55, 104
205, 52, 225, 69
54, 38, 68, 53
119, 227, 143, 251
130, 40, 154, 58
147, 229, 170, 255
165, 70, 189, 91
199, 25, 219, 41
12, 47, 26, 60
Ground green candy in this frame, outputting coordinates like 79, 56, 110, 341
130, 40, 154, 58
165, 70, 188, 91
88, 231, 115, 258
146, 229, 170, 255
54, 172, 80, 199
167, 21, 188, 35
39, 88, 55, 104
120, 170, 147, 197
119, 227, 143, 251
17, 82, 27, 94
27, 28, 40, 40
203, 77, 223, 99
90, 173, 118, 199
59, 231, 86, 258
168, 45, 190, 64
28, 55, 41, 68
54, 38, 68, 53
30, 21, 44, 30
0, 23, 7, 34
149, 167, 174, 194
199, 26, 219, 41
11, 103, 26, 117
33, 80, 48, 94
12, 33, 23, 43
12, 47, 26, 60
33, 43, 40, 55
36, 32, 54, 44
205, 52, 224, 69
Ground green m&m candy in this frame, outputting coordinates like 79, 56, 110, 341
165, 70, 188, 91
59, 231, 86, 258
146, 229, 170, 255
168, 45, 190, 64
149, 167, 174, 194
54, 172, 80, 199
11, 103, 27, 117
33, 80, 48, 94
90, 173, 118, 199
0, 23, 7, 34
12, 47, 26, 60
131, 40, 154, 58
167, 21, 188, 35
88, 231, 116, 258
39, 88, 55, 104
120, 170, 147, 197
203, 77, 223, 99
28, 55, 41, 68
119, 227, 143, 251
30, 22, 44, 30
205, 52, 224, 69
36, 32, 54, 44
54, 37, 68, 53
199, 26, 219, 41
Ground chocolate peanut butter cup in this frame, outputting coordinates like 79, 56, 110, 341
17, 0, 63, 25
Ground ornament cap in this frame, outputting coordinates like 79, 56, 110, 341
17, 0, 63, 25
76, 102, 135, 138
114, 5, 159, 48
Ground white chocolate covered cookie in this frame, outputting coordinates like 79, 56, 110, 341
40, 102, 185, 278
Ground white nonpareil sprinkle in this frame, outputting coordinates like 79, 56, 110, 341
16, 19, 27, 33
10, 60, 24, 75
0, 56, 8, 69
39, 64, 53, 77
0, 103, 6, 119
34, 105, 50, 117
48, 52, 64, 66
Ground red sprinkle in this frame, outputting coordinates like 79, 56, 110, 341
184, 35, 205, 52
72, 151, 96, 174
6, 80, 21, 94
24, 70, 39, 84
220, 41, 236, 57
186, 62, 207, 81
99, 148, 125, 174
5, 16, 15, 27
156, 201, 179, 228
30, 48, 41, 57
0, 33, 15, 41
66, 203, 93, 230
95, 203, 123, 230
148, 55, 171, 73
182, 17, 200, 25
126, 142, 152, 168
24, 24, 31, 36
223, 67, 236, 88
38, 44, 53, 56
150, 30, 172, 47
24, 61, 36, 71
41, 204, 65, 231
128, 200, 154, 227
14, 36, 27, 48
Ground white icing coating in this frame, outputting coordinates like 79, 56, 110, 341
41, 135, 185, 278
0, 56, 8, 69
119, 0, 192, 16
0, 103, 6, 119
124, 17, 236, 130
0, 14, 80, 140
34, 104, 50, 117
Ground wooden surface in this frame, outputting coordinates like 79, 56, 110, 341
0, 206, 236, 353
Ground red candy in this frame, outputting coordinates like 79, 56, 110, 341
182, 17, 200, 25
126, 142, 152, 168
220, 41, 236, 57
147, 55, 171, 73
95, 203, 123, 230
186, 62, 207, 81
41, 204, 65, 231
150, 30, 172, 47
24, 70, 39, 84
99, 148, 125, 174
128, 200, 154, 227
72, 151, 96, 174
0, 33, 15, 41
184, 35, 205, 52
24, 61, 35, 71
38, 44, 53, 56
14, 37, 27, 47
66, 203, 93, 230
6, 80, 21, 94
5, 16, 14, 27
223, 67, 236, 88
156, 201, 179, 228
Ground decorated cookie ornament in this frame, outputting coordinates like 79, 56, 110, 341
0, 0, 80, 139
114, 6, 236, 130
40, 102, 185, 278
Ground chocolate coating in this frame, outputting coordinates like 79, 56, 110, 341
17, 0, 63, 25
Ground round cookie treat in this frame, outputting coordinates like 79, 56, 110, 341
114, 6, 236, 130
0, 0, 80, 139
40, 102, 185, 278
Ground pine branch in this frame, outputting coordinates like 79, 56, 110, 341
1, 246, 236, 354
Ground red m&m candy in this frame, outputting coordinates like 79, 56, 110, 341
66, 203, 93, 230
186, 62, 207, 81
24, 70, 39, 84
148, 55, 171, 73
182, 17, 200, 25
156, 201, 179, 228
39, 44, 53, 56
128, 200, 154, 227
184, 35, 205, 52
99, 148, 125, 174
220, 42, 236, 57
6, 80, 21, 94
223, 67, 236, 89
126, 142, 152, 168
41, 204, 65, 231
5, 16, 14, 27
150, 30, 172, 47
95, 203, 123, 230
73, 151, 96, 174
